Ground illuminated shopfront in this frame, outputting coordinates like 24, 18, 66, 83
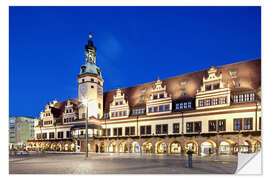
132, 142, 140, 153
170, 142, 181, 153
109, 142, 117, 153
119, 142, 128, 153
143, 142, 152, 153
156, 141, 167, 153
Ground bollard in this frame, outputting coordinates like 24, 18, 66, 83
187, 150, 193, 168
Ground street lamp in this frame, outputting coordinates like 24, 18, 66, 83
81, 99, 89, 158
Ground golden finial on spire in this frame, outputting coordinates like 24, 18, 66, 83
89, 32, 94, 39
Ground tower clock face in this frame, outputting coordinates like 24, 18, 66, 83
80, 83, 88, 98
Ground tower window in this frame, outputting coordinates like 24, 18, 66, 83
91, 78, 94, 82
91, 85, 94, 88
82, 79, 85, 83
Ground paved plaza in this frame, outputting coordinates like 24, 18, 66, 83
9, 152, 237, 174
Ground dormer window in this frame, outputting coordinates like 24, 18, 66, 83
81, 66, 86, 73
213, 83, 220, 90
206, 85, 211, 91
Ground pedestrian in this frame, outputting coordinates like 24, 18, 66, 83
187, 149, 194, 168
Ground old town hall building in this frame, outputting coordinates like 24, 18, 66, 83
27, 38, 261, 155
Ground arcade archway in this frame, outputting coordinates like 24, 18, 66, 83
170, 141, 181, 153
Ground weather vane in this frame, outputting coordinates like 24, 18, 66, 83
89, 32, 94, 39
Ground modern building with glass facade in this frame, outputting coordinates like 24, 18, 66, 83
27, 38, 261, 155
9, 116, 39, 150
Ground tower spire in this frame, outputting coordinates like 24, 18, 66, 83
85, 33, 96, 64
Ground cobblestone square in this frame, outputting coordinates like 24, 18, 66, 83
9, 152, 237, 174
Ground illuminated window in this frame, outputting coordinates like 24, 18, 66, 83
206, 99, 211, 106
221, 97, 226, 104
245, 94, 249, 101
184, 102, 187, 109
250, 93, 255, 101
234, 95, 238, 103
180, 103, 183, 109
199, 100, 204, 107
239, 95, 243, 102
188, 102, 192, 108
213, 98, 218, 105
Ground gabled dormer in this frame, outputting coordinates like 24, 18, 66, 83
109, 88, 130, 119
41, 103, 54, 126
63, 99, 77, 124
196, 65, 231, 109
146, 77, 172, 115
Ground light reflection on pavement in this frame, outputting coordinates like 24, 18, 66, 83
9, 152, 237, 174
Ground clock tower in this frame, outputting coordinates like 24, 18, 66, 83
78, 36, 104, 119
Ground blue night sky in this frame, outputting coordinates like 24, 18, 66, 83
9, 6, 261, 118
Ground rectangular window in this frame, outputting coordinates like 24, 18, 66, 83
57, 132, 63, 139
209, 121, 216, 131
234, 119, 242, 130
239, 95, 243, 102
42, 133, 47, 139
162, 124, 168, 134
123, 111, 127, 116
213, 98, 218, 105
49, 132, 54, 139
194, 122, 201, 132
213, 84, 220, 90
159, 105, 163, 112
184, 102, 187, 109
250, 93, 255, 101
120, 101, 123, 105
131, 127, 135, 135
148, 107, 152, 113
186, 122, 193, 132
199, 100, 204, 107
159, 94, 164, 98
66, 131, 71, 138
107, 129, 111, 136
206, 99, 211, 106
102, 129, 106, 136
180, 103, 183, 109
221, 97, 226, 104
111, 112, 114, 117
188, 102, 192, 108
118, 128, 122, 136
140, 126, 145, 135
154, 107, 158, 112
165, 105, 169, 111
113, 128, 117, 136
146, 126, 151, 134
119, 111, 122, 117
206, 85, 211, 91
125, 127, 130, 136
244, 118, 253, 130
245, 94, 249, 101
218, 120, 226, 131
37, 133, 41, 139
234, 95, 238, 103
153, 95, 158, 99
176, 103, 179, 110
156, 125, 161, 134
173, 123, 179, 133
115, 112, 118, 117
